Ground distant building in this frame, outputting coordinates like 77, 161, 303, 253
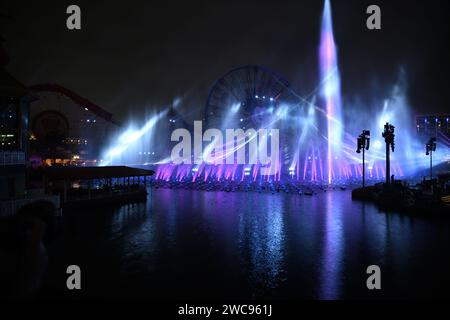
416, 114, 450, 139
0, 68, 32, 198
28, 84, 119, 166
0, 24, 61, 215
0, 69, 60, 215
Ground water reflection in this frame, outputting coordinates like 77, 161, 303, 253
319, 192, 344, 299
238, 194, 286, 293
52, 189, 450, 299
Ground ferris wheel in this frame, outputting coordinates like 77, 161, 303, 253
205, 65, 296, 129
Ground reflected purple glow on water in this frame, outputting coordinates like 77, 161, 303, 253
45, 188, 450, 299
319, 192, 344, 299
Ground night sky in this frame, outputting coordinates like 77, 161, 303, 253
1, 0, 449, 121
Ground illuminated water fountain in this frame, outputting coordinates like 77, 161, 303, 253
99, 0, 449, 190
320, 0, 343, 184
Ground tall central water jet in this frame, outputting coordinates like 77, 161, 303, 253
320, 0, 343, 184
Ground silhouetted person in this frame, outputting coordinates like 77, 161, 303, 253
0, 201, 54, 298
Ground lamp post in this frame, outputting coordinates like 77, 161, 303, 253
382, 123, 395, 186
356, 130, 370, 188
425, 137, 437, 180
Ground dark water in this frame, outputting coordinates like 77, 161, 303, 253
42, 188, 450, 299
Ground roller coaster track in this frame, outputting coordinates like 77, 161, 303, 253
28, 83, 119, 125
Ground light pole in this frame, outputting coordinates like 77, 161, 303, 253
356, 130, 370, 188
382, 123, 395, 186
426, 137, 437, 180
